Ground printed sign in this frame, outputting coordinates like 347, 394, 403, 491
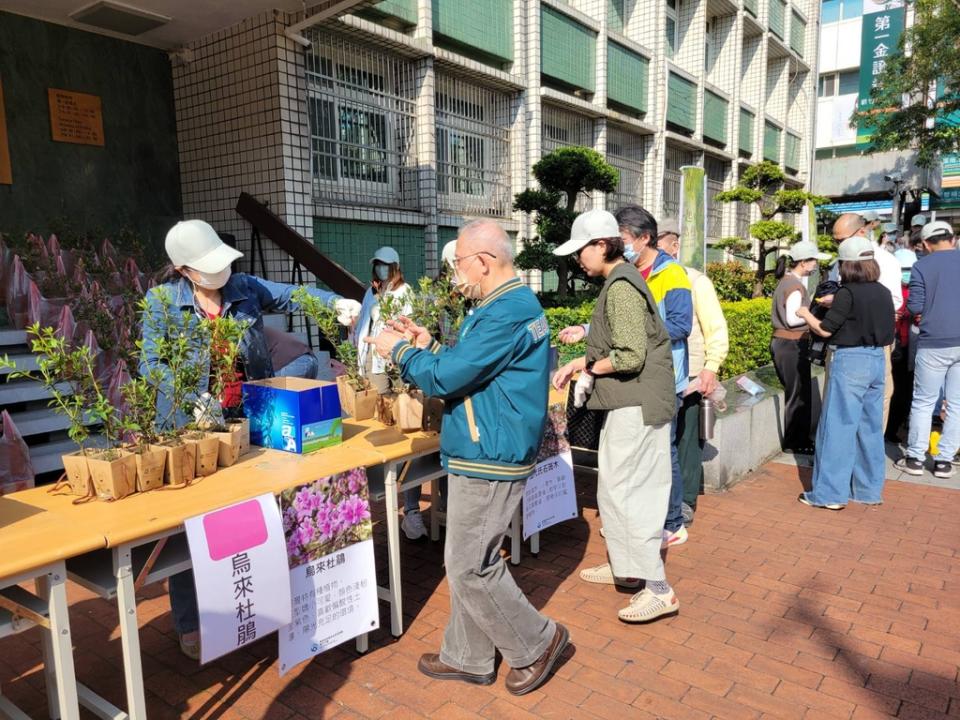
184, 495, 292, 664
679, 165, 707, 271
856, 3, 905, 146
523, 403, 577, 540
278, 468, 379, 675
48, 89, 105, 146
0, 77, 9, 184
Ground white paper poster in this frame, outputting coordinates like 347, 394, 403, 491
523, 451, 577, 540
183, 494, 292, 664
277, 467, 379, 675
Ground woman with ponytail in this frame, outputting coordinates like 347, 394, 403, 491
770, 241, 831, 455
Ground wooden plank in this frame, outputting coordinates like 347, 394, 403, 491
0, 75, 11, 185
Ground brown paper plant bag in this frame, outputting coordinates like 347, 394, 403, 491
61, 451, 94, 496
395, 390, 424, 433
213, 418, 250, 468
87, 449, 137, 500
376, 392, 397, 427
421, 396, 444, 434
162, 438, 197, 488
336, 374, 377, 420
188, 431, 220, 477
130, 444, 167, 492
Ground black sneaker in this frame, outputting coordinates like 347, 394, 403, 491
933, 461, 955, 479
895, 457, 924, 476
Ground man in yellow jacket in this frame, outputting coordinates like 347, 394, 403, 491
657, 219, 729, 524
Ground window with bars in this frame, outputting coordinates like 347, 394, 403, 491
705, 156, 728, 241
607, 126, 649, 210
663, 145, 697, 219
541, 105, 595, 210
306, 32, 419, 209
435, 74, 513, 217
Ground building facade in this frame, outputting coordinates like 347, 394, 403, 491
172, 0, 819, 286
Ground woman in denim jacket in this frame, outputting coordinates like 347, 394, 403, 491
141, 219, 360, 659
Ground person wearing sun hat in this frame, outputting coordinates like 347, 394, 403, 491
552, 209, 679, 624
141, 219, 361, 660
796, 235, 895, 509
770, 240, 832, 455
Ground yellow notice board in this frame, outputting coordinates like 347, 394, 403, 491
48, 88, 104, 146
0, 77, 11, 184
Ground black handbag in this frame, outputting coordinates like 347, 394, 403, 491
565, 382, 605, 451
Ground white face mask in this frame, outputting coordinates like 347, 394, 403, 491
374, 264, 391, 282
623, 243, 638, 263
189, 267, 231, 290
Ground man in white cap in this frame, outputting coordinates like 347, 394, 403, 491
553, 209, 680, 623
897, 221, 960, 478
143, 219, 361, 659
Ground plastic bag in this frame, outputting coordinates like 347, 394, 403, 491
5, 256, 32, 329
0, 410, 35, 495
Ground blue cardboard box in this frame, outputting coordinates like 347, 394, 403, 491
241, 377, 343, 454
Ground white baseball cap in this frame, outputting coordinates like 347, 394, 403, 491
837, 235, 876, 261
165, 220, 243, 272
920, 220, 954, 241
370, 246, 400, 265
441, 240, 457, 269
788, 240, 831, 262
911, 214, 927, 227
893, 248, 917, 268
861, 210, 880, 222
553, 209, 621, 256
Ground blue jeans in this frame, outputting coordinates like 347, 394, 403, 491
276, 352, 321, 379
404, 477, 448, 514
664, 394, 684, 532
168, 570, 199, 634
906, 346, 960, 462
805, 346, 886, 506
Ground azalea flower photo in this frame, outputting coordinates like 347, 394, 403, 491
280, 467, 373, 567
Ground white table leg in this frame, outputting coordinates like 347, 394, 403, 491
113, 546, 147, 720
36, 566, 80, 720
530, 532, 540, 555
383, 462, 403, 637
510, 507, 521, 566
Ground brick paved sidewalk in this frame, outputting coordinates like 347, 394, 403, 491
2, 461, 958, 719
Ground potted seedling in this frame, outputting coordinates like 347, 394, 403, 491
120, 367, 168, 492
2, 324, 136, 500
196, 314, 251, 468
293, 287, 377, 420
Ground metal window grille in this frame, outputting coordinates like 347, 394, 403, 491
736, 202, 750, 240
435, 73, 513, 217
607, 126, 649, 210
662, 145, 696, 219
305, 31, 420, 210
705, 157, 728, 241
541, 104, 595, 210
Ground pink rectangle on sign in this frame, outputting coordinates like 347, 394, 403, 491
202, 499, 269, 561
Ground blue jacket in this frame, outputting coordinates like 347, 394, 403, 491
907, 249, 960, 349
644, 250, 693, 393
391, 277, 550, 481
140, 273, 339, 429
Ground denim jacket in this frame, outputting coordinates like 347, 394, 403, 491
139, 273, 339, 429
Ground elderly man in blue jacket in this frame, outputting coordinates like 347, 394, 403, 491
366, 219, 569, 696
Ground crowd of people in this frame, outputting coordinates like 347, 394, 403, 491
145, 203, 957, 694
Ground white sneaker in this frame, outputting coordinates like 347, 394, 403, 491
618, 588, 680, 623
401, 511, 428, 540
661, 525, 688, 548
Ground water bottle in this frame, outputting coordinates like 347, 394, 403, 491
700, 397, 716, 440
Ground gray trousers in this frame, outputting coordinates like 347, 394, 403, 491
440, 473, 556, 675
598, 405, 671, 580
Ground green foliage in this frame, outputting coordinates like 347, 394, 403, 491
715, 187, 763, 205
292, 288, 370, 392
718, 298, 773, 379
706, 262, 776, 301
751, 220, 799, 244
544, 300, 595, 366
194, 314, 250, 428
515, 147, 619, 297
407, 274, 467, 344
817, 233, 838, 255
850, 0, 960, 167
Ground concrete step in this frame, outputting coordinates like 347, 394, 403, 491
7, 408, 94, 437
0, 329, 28, 349
29, 438, 83, 476
0, 380, 73, 406
0, 353, 39, 377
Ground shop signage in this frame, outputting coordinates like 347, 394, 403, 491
48, 88, 104, 146
856, 1, 905, 146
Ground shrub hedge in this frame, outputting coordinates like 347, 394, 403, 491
544, 296, 773, 379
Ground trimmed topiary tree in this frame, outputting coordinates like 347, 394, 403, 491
514, 147, 619, 299
715, 161, 828, 298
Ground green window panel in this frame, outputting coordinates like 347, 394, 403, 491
744, 0, 758, 17
703, 91, 728, 145
433, 0, 513, 65
608, 0, 625, 32
769, 0, 786, 39
763, 121, 782, 162
313, 220, 425, 284
607, 42, 649, 115
790, 11, 806, 55
739, 108, 755, 156
666, 72, 697, 132
541, 6, 597, 93
355, 0, 417, 27
785, 132, 801, 171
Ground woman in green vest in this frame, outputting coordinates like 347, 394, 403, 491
552, 208, 680, 624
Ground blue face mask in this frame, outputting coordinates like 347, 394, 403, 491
623, 243, 638, 263
374, 264, 391, 281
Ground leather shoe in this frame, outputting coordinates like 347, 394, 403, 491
417, 653, 495, 685
504, 624, 570, 696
